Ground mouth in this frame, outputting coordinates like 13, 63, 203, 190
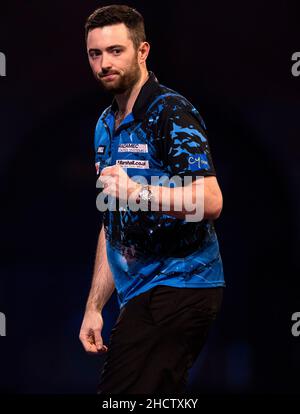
101, 73, 118, 81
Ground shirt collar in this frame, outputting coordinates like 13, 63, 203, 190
110, 71, 160, 121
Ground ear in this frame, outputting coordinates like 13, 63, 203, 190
138, 42, 150, 64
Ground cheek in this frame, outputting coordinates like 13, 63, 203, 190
123, 57, 138, 71
89, 58, 100, 71
120, 52, 137, 67
88, 60, 95, 70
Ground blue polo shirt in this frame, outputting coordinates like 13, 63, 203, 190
94, 72, 225, 308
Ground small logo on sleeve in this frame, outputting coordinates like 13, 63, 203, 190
188, 154, 209, 171
97, 145, 106, 154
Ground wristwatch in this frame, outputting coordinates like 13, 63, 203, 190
137, 184, 154, 207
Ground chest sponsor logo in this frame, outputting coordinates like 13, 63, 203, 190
116, 159, 149, 169
97, 145, 106, 154
118, 143, 148, 153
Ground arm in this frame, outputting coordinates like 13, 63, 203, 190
100, 166, 223, 222
149, 97, 222, 221
148, 175, 223, 221
79, 223, 115, 354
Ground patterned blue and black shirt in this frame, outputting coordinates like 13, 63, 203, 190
94, 72, 225, 308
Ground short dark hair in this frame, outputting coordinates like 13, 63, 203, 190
85, 4, 146, 50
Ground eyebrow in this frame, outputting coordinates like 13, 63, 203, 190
88, 45, 125, 54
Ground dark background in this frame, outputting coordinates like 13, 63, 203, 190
0, 0, 299, 394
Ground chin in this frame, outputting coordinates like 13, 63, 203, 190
98, 78, 120, 91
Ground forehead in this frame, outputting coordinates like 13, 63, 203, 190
87, 23, 132, 49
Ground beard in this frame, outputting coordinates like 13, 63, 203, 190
97, 54, 141, 95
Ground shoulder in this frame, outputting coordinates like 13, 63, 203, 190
150, 84, 206, 130
94, 105, 112, 152
95, 105, 112, 129
148, 85, 206, 130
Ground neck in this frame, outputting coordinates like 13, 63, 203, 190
115, 69, 149, 116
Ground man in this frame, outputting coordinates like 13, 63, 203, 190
79, 4, 225, 394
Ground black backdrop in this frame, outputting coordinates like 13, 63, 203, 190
0, 0, 299, 394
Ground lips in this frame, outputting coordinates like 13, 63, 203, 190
101, 73, 118, 80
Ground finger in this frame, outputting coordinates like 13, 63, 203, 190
86, 343, 99, 354
103, 184, 117, 197
80, 335, 107, 354
80, 336, 96, 353
86, 341, 108, 354
99, 175, 112, 185
100, 180, 113, 194
102, 184, 112, 195
101, 166, 116, 176
94, 331, 104, 351
87, 344, 106, 355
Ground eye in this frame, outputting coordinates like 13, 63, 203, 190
89, 51, 101, 60
112, 48, 121, 55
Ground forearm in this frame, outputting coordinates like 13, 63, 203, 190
148, 185, 192, 220
148, 177, 222, 221
86, 224, 115, 312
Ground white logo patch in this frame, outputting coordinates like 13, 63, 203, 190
97, 145, 106, 154
118, 143, 148, 153
116, 159, 149, 169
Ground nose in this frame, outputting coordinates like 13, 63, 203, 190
101, 53, 112, 73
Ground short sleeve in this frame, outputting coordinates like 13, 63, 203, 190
158, 99, 217, 178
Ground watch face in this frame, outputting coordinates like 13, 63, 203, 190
140, 189, 150, 201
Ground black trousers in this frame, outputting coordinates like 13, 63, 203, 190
98, 285, 223, 394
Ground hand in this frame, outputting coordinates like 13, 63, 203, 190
99, 165, 142, 202
79, 309, 108, 354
